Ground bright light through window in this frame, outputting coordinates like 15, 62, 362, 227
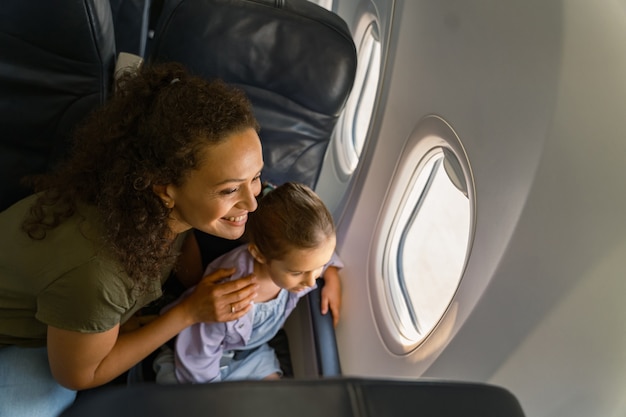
395, 149, 470, 340
334, 15, 381, 177
307, 0, 333, 10
351, 21, 380, 160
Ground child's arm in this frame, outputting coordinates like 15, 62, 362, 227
320, 266, 342, 327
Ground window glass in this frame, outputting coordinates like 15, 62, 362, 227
307, 0, 333, 10
334, 15, 381, 177
395, 149, 470, 340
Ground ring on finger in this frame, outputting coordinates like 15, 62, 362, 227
230, 304, 235, 314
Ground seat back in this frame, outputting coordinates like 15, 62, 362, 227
0, 0, 116, 211
146, 0, 357, 188
64, 378, 527, 417
110, 0, 152, 57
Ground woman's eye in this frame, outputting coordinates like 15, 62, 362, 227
220, 188, 238, 195
291, 272, 303, 276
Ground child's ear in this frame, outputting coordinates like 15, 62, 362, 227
247, 244, 267, 264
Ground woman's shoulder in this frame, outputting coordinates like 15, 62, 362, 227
0, 193, 38, 223
1, 193, 103, 239
1, 196, 118, 290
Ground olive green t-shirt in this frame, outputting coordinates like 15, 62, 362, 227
0, 194, 184, 347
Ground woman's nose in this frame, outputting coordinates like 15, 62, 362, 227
240, 184, 258, 211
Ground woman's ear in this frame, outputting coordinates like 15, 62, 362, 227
153, 184, 175, 208
247, 244, 267, 264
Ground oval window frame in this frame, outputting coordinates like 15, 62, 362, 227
332, 11, 382, 180
369, 115, 476, 355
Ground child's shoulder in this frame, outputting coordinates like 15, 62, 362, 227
204, 244, 252, 280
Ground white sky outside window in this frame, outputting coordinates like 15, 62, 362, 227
307, 0, 333, 10
382, 143, 472, 348
397, 150, 470, 337
335, 16, 381, 176
351, 21, 380, 160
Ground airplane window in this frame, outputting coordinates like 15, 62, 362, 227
372, 116, 474, 354
391, 148, 470, 341
308, 0, 333, 10
333, 14, 381, 178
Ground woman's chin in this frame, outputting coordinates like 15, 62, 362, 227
204, 221, 246, 240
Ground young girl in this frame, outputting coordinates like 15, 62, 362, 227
154, 182, 342, 383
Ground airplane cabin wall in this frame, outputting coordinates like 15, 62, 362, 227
319, 1, 626, 417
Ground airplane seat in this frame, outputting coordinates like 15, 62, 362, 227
109, 0, 152, 57
61, 377, 527, 417
146, 0, 357, 188
144, 0, 357, 378
0, 0, 117, 212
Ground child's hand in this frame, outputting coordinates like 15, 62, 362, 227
320, 266, 342, 327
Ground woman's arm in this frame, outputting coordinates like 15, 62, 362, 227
47, 301, 190, 389
47, 267, 258, 390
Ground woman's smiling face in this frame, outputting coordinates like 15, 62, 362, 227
163, 127, 264, 239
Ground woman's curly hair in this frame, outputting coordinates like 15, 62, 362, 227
22, 62, 259, 289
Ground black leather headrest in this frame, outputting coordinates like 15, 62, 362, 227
147, 0, 357, 187
0, 0, 116, 210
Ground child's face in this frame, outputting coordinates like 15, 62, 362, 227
266, 235, 336, 293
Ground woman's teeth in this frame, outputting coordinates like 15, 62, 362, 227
226, 215, 245, 222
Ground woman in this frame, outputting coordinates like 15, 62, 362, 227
0, 62, 262, 416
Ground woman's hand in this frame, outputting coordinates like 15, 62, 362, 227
320, 266, 342, 327
180, 267, 259, 324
